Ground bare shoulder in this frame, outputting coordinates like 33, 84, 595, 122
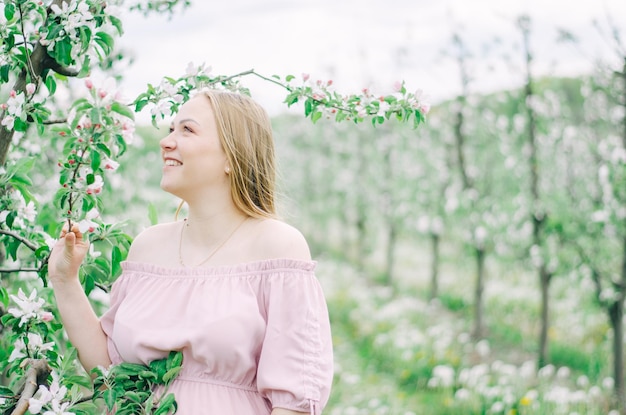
251, 218, 312, 261
127, 221, 180, 262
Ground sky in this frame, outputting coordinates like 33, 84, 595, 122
116, 0, 626, 119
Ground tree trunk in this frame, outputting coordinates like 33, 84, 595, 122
472, 246, 486, 339
534, 250, 551, 369
609, 294, 625, 413
384, 220, 397, 287
519, 15, 552, 370
429, 232, 440, 300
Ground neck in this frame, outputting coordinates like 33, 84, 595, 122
184, 201, 246, 245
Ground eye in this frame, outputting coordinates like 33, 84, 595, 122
183, 125, 193, 133
168, 126, 174, 133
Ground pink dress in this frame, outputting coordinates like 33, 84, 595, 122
100, 259, 333, 415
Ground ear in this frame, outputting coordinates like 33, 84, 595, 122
224, 164, 231, 174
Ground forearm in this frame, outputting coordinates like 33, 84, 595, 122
51, 278, 111, 373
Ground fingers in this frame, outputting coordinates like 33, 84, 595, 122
59, 223, 85, 241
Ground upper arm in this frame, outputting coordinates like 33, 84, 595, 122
256, 220, 312, 261
126, 224, 168, 262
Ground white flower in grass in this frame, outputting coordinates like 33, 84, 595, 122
538, 364, 555, 378
556, 366, 571, 380
454, 388, 471, 400
602, 377, 614, 390
489, 401, 504, 413
431, 365, 455, 388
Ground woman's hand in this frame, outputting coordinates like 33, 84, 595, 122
48, 224, 90, 284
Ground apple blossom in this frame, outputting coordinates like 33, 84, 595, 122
8, 288, 50, 326
28, 372, 72, 415
8, 333, 54, 362
1, 115, 15, 130
78, 208, 100, 232
377, 101, 390, 117
26, 83, 37, 95
101, 156, 120, 171
86, 175, 104, 194
20, 201, 38, 222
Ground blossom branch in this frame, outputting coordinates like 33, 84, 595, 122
10, 359, 51, 415
0, 267, 40, 274
42, 118, 67, 125
0, 229, 39, 251
43, 55, 80, 77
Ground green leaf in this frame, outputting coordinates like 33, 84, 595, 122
162, 367, 181, 385
153, 393, 176, 415
0, 286, 8, 308
109, 15, 124, 35
54, 38, 74, 66
103, 389, 116, 411
311, 111, 322, 123
134, 99, 149, 112
112, 245, 123, 277
95, 32, 114, 56
0, 65, 10, 83
91, 150, 101, 172
4, 3, 15, 20
110, 101, 135, 121
148, 203, 158, 226
285, 74, 295, 82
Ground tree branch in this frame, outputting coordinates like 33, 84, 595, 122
44, 54, 80, 77
10, 359, 51, 415
0, 267, 39, 274
42, 118, 67, 125
0, 229, 39, 251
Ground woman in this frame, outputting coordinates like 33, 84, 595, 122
48, 90, 334, 414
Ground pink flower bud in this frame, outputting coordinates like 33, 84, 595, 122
68, 159, 76, 165
393, 81, 403, 92
41, 312, 54, 322
9, 90, 16, 98
85, 78, 94, 90
0, 103, 7, 110
98, 89, 107, 99
302, 73, 310, 82
26, 83, 36, 95
327, 80, 333, 86
418, 102, 431, 115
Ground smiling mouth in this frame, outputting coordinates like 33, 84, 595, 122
164, 159, 182, 166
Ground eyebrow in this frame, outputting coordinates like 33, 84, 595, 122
170, 118, 201, 127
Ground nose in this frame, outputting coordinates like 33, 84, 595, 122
160, 131, 177, 152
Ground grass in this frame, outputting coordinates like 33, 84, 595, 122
319, 246, 617, 414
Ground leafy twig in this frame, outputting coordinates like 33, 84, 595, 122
0, 230, 38, 251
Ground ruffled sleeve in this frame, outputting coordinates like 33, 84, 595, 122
99, 273, 131, 365
257, 264, 333, 415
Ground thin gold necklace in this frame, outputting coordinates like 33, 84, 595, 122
178, 216, 248, 267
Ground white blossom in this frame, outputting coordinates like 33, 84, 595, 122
8, 288, 46, 327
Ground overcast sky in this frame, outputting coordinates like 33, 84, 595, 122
117, 0, 626, 118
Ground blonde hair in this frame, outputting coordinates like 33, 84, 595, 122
193, 89, 278, 219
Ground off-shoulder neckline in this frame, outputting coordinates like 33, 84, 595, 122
121, 258, 317, 277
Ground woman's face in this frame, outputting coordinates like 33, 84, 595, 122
159, 95, 229, 198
